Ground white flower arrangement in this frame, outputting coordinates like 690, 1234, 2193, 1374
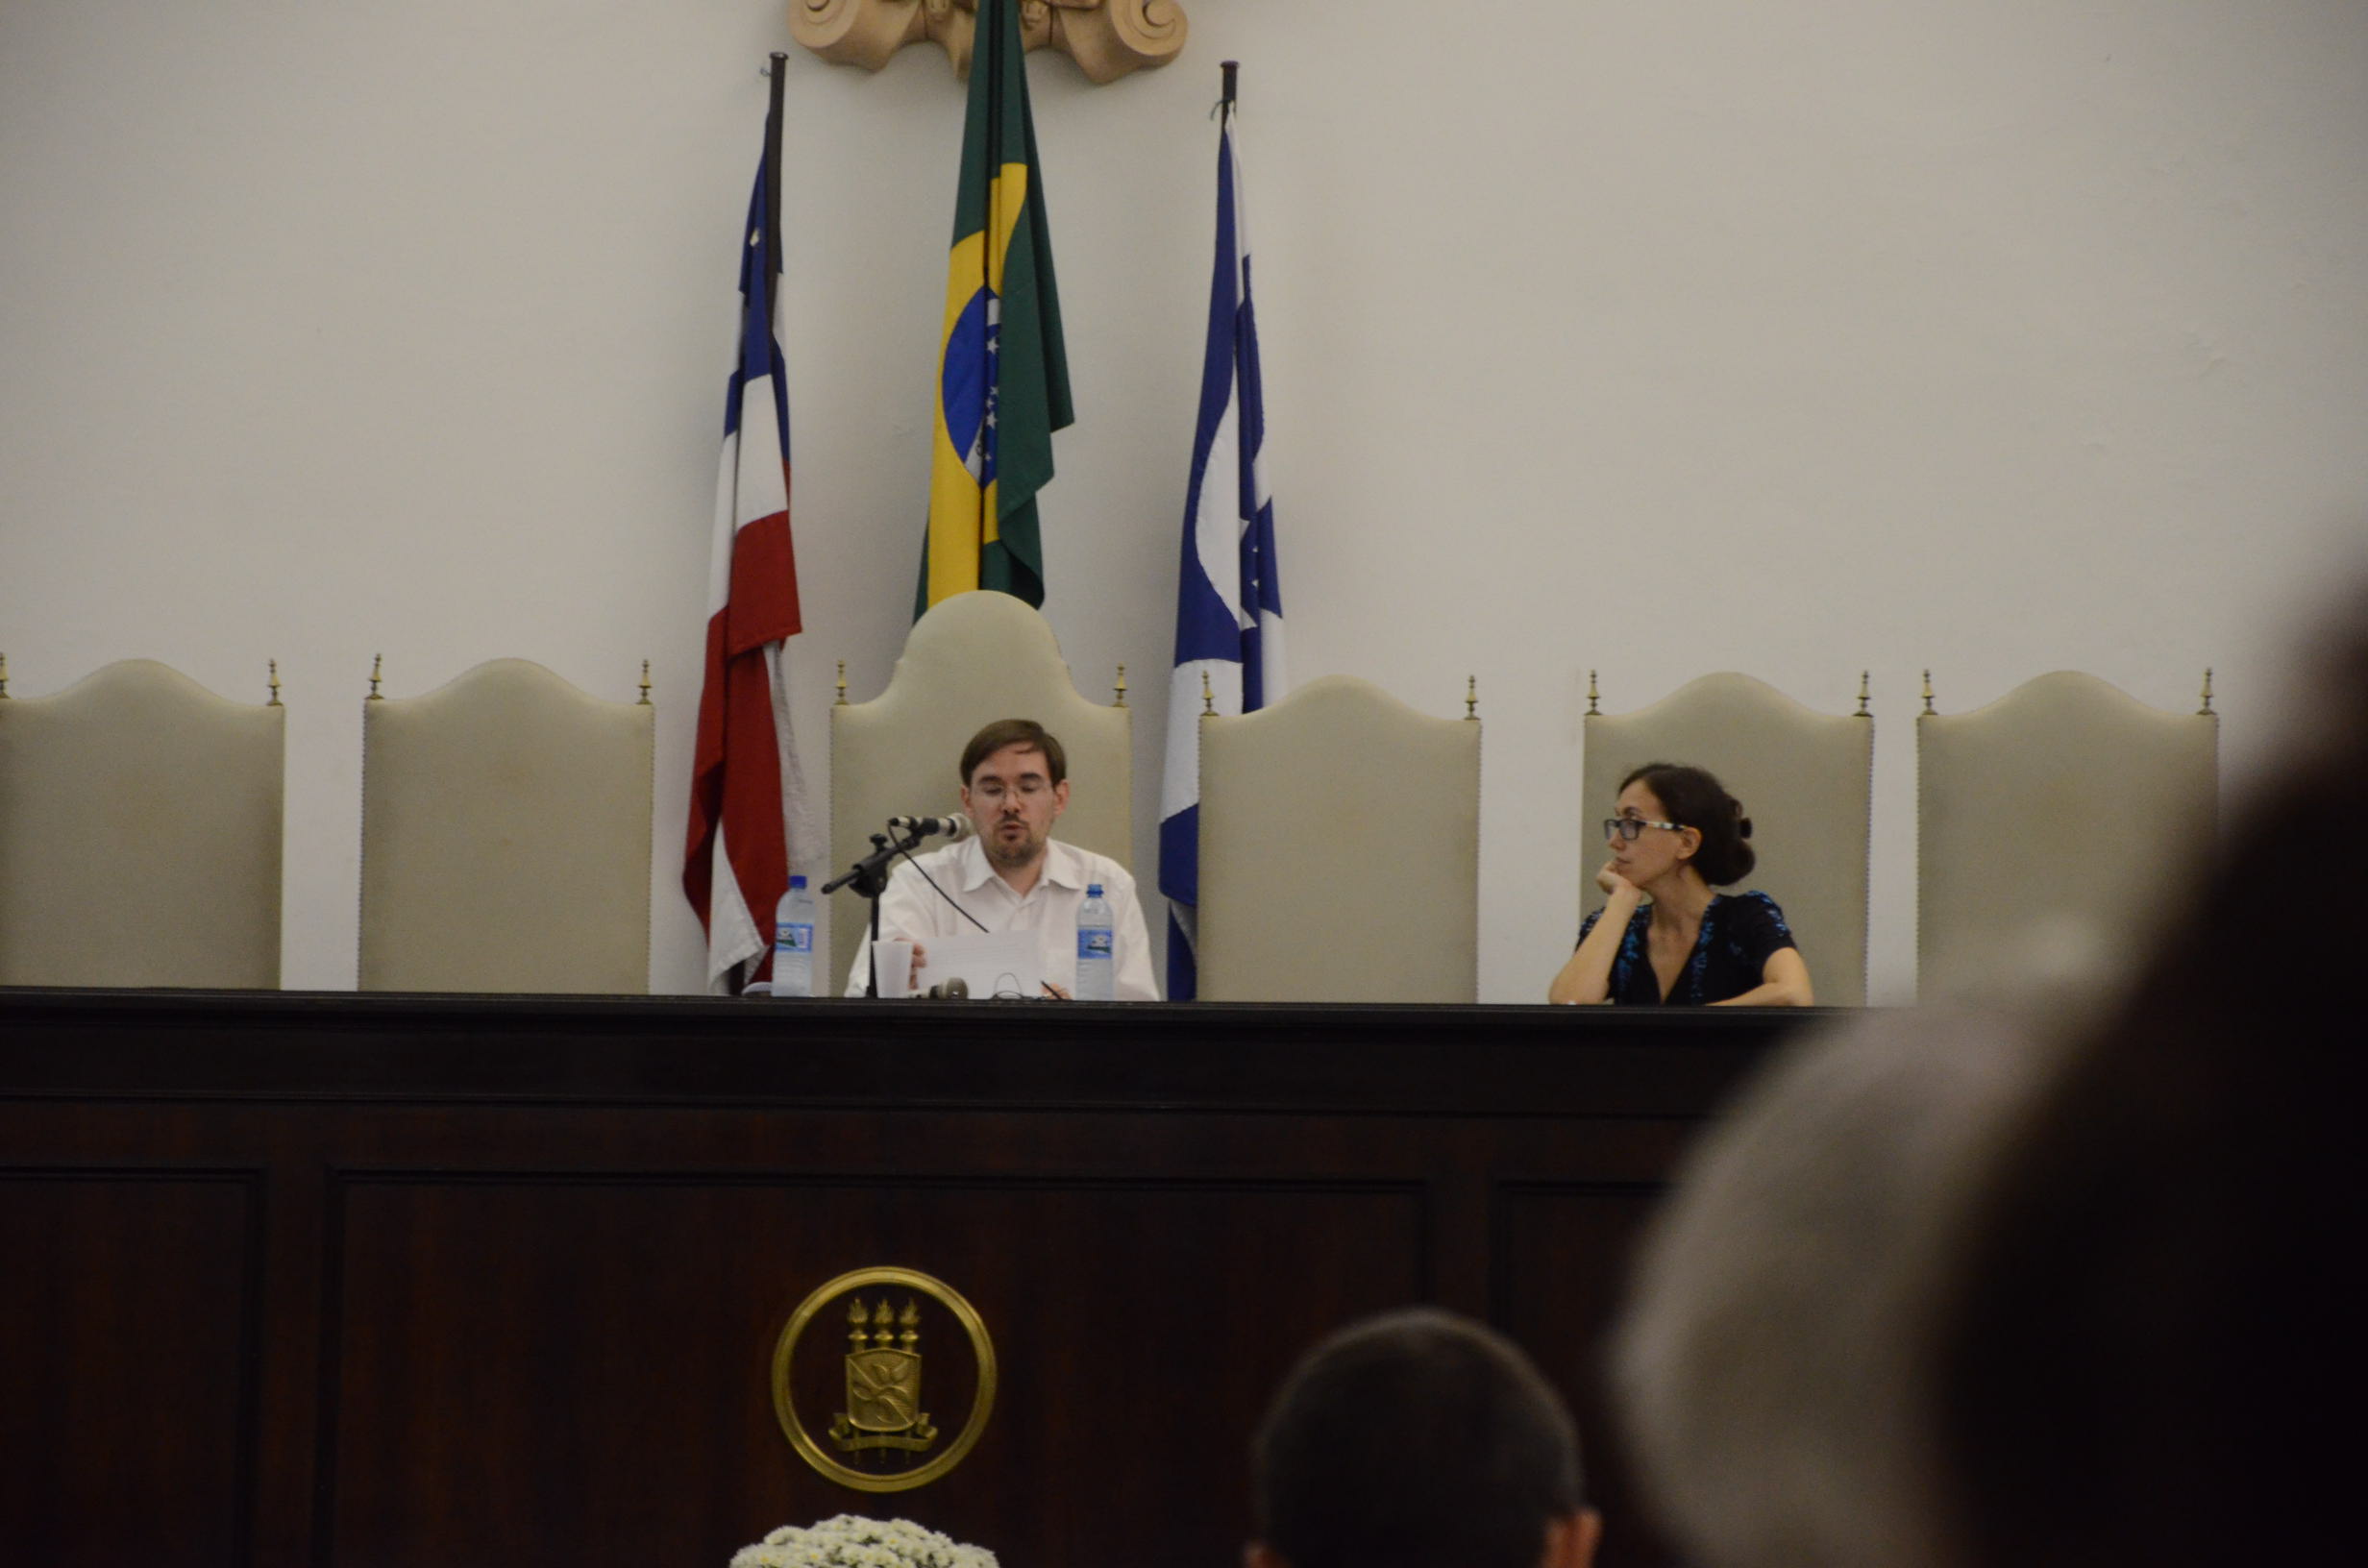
731, 1514, 999, 1568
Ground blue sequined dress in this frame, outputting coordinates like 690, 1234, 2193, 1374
1574, 891, 1798, 1005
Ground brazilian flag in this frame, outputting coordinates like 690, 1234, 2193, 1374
919, 0, 1073, 614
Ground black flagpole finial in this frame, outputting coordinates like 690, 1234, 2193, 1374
1221, 60, 1239, 107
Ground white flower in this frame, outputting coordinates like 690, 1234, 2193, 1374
730, 1514, 999, 1568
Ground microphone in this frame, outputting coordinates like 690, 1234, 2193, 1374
888, 814, 972, 841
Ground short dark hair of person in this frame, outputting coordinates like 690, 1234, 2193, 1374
958, 718, 1067, 788
1927, 590, 2368, 1568
1620, 762, 1755, 885
1253, 1308, 1587, 1568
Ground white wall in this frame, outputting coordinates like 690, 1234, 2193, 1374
4, 0, 2364, 1000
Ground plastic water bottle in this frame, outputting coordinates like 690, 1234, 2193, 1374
1074, 883, 1115, 1001
772, 875, 816, 998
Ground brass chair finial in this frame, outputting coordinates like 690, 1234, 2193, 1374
1201, 669, 1215, 716
1114, 664, 1127, 708
1920, 670, 1935, 717
835, 659, 848, 706
1, 651, 11, 699
2199, 667, 2214, 717
1584, 670, 1599, 718
638, 660, 653, 705
1465, 674, 1478, 721
268, 660, 283, 707
1854, 671, 1871, 719
368, 653, 384, 701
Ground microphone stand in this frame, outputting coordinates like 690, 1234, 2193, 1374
822, 825, 930, 998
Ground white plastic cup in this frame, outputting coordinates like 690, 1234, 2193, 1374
873, 940, 915, 998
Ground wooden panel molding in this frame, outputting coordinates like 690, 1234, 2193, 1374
1493, 1181, 1684, 1568
0, 1167, 263, 1568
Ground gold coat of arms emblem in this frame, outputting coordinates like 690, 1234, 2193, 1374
829, 1298, 939, 1451
772, 1266, 996, 1493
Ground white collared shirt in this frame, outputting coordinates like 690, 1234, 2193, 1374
841, 837, 1161, 1000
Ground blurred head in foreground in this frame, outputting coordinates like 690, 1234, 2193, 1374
1610, 1009, 2057, 1568
1926, 588, 2368, 1568
1251, 1308, 1598, 1568
1613, 580, 2368, 1568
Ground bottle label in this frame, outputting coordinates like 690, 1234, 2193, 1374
1076, 928, 1113, 961
776, 922, 814, 954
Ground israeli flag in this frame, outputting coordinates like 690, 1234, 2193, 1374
1159, 83, 1286, 1001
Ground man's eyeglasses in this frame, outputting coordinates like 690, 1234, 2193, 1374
1603, 816, 1682, 843
970, 777, 1051, 805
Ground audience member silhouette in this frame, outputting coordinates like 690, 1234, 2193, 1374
1250, 1308, 1601, 1568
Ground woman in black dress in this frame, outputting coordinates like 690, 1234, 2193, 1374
1547, 762, 1813, 1006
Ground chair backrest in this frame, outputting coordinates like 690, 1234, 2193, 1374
829, 591, 1130, 977
1583, 674, 1873, 1004
1196, 674, 1480, 1002
0, 660, 284, 988
1917, 672, 2216, 994
358, 659, 653, 992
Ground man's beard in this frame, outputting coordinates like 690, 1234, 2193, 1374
981, 821, 1045, 872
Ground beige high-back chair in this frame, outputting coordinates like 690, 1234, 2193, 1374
1918, 671, 2216, 994
1196, 674, 1480, 1002
828, 591, 1130, 979
358, 659, 654, 992
0, 659, 284, 988
1582, 674, 1873, 1004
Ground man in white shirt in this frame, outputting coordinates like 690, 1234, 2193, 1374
842, 719, 1160, 1000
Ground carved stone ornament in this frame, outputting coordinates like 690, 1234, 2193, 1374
791, 0, 1187, 86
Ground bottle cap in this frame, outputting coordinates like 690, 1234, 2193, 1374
1087, 883, 1103, 897
789, 874, 807, 889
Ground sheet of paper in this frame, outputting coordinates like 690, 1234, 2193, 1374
916, 931, 1043, 999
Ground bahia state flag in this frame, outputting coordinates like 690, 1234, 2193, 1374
684, 68, 821, 993
917, 0, 1073, 615
1159, 68, 1286, 1001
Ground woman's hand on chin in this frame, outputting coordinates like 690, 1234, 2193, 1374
1594, 861, 1641, 900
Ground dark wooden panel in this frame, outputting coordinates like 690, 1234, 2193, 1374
1493, 1182, 1682, 1568
0, 991, 1820, 1568
317, 1173, 1427, 1568
0, 1168, 260, 1568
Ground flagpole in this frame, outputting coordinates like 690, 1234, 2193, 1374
763, 54, 787, 326
688, 62, 812, 994
750, 50, 788, 998
1162, 56, 1281, 1000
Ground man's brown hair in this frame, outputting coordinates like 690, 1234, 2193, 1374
1254, 1309, 1587, 1568
959, 719, 1067, 788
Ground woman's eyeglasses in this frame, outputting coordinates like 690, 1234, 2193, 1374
1603, 816, 1682, 843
